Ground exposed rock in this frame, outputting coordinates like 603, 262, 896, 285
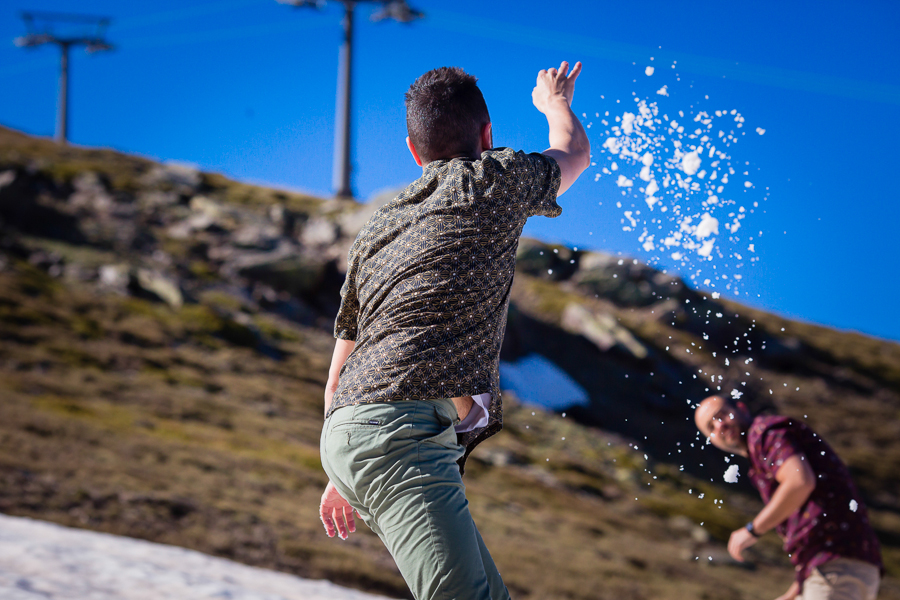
136, 190, 179, 209
139, 162, 201, 194
574, 250, 690, 307
515, 238, 581, 281
69, 172, 114, 213
0, 170, 16, 189
337, 188, 397, 237
226, 241, 331, 301
561, 303, 647, 359
233, 223, 280, 250
128, 268, 183, 308
99, 264, 130, 291
299, 217, 339, 248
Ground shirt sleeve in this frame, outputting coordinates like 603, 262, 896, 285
334, 249, 360, 341
484, 148, 562, 219
513, 151, 563, 218
758, 421, 807, 477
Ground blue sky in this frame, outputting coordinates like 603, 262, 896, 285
2, 0, 898, 341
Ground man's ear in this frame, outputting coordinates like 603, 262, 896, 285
480, 122, 493, 152
406, 136, 423, 167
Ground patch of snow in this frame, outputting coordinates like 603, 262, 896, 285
0, 514, 391, 600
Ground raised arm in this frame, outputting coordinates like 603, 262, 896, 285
533, 61, 591, 196
727, 454, 816, 562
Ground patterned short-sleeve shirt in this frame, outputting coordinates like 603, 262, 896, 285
330, 147, 562, 465
747, 416, 883, 588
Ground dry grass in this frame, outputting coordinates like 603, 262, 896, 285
0, 263, 897, 599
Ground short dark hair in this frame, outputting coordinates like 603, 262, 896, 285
405, 67, 490, 164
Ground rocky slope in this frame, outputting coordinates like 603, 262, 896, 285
1, 125, 898, 599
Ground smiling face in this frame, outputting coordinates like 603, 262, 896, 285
694, 396, 751, 456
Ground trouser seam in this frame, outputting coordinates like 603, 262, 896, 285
416, 436, 453, 600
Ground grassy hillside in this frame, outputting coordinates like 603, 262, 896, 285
1, 126, 898, 599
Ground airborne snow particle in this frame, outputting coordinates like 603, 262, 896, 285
744, 181, 752, 188
681, 151, 701, 175
622, 112, 636, 135
694, 213, 719, 239
756, 127, 766, 135
645, 66, 655, 76
616, 175, 634, 188
730, 389, 743, 399
850, 499, 858, 512
657, 85, 669, 96
724, 464, 740, 483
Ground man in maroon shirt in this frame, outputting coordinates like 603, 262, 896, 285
694, 395, 883, 600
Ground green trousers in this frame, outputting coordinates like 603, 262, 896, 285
320, 399, 511, 600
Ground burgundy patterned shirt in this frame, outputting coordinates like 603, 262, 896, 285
747, 415, 883, 588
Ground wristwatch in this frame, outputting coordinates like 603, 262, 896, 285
745, 521, 761, 538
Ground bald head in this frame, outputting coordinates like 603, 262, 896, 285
694, 395, 751, 456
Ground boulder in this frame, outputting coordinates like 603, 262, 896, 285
573, 251, 690, 307
232, 223, 280, 250
560, 303, 647, 359
139, 162, 201, 194
128, 268, 183, 309
99, 264, 130, 292
69, 172, 113, 213
299, 217, 339, 248
515, 239, 581, 281
226, 241, 331, 301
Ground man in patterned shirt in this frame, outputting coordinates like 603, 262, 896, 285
316, 62, 590, 599
695, 395, 882, 600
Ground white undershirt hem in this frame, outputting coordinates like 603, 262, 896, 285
454, 393, 491, 433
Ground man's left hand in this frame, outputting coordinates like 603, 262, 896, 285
320, 481, 356, 540
727, 526, 758, 562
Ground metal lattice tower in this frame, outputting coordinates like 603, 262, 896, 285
15, 12, 114, 145
278, 1, 424, 199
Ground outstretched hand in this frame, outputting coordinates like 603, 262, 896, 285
532, 61, 582, 114
320, 480, 356, 540
727, 526, 758, 562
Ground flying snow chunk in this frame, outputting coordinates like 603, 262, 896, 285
681, 151, 701, 175
645, 66, 655, 76
671, 252, 684, 261
756, 127, 766, 135
622, 112, 636, 135
850, 499, 858, 512
730, 389, 743, 399
744, 181, 753, 188
711, 292, 721, 299
724, 464, 740, 483
698, 239, 715, 257
616, 175, 634, 188
603, 137, 620, 154
646, 180, 659, 196
656, 85, 669, 96
641, 152, 654, 167
694, 213, 719, 239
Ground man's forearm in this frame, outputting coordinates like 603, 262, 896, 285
753, 479, 814, 534
325, 339, 356, 414
753, 455, 816, 534
543, 99, 590, 194
546, 98, 589, 155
